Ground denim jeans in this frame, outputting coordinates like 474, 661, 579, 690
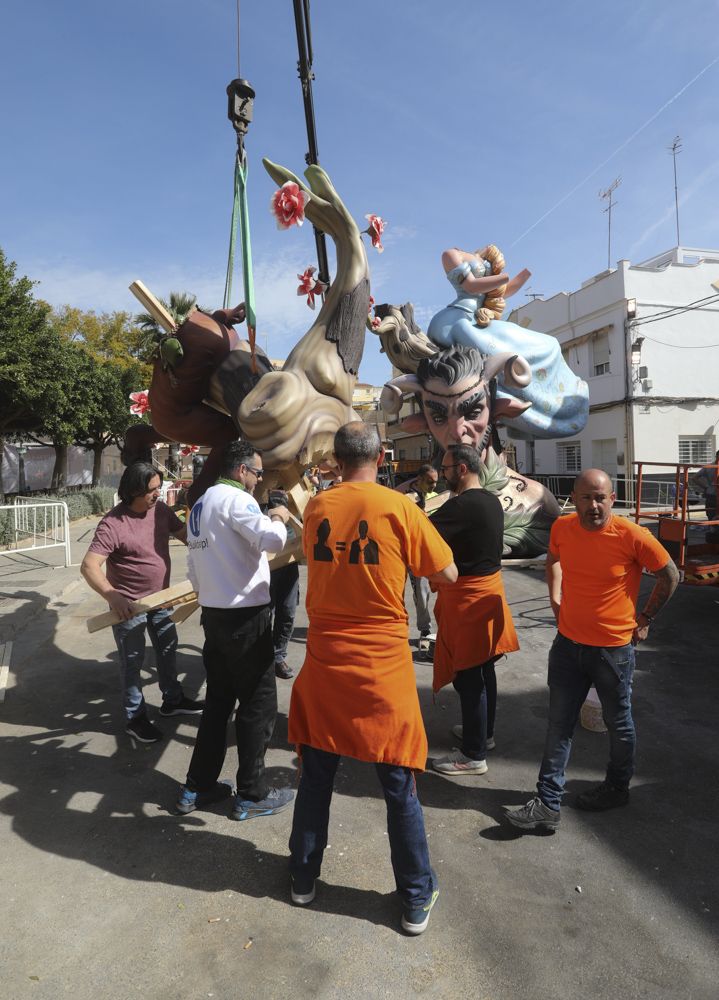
289, 745, 436, 908
269, 563, 300, 663
452, 660, 497, 759
112, 608, 182, 720
409, 571, 432, 635
186, 604, 276, 801
537, 632, 636, 810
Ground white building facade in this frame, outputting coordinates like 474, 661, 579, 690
507, 247, 719, 491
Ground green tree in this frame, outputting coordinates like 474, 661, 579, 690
135, 290, 197, 341
0, 250, 58, 498
75, 359, 147, 486
53, 305, 153, 368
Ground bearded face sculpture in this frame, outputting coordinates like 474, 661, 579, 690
380, 345, 560, 558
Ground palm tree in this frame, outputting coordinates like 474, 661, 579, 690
136, 290, 197, 342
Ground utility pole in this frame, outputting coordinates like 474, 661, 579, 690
293, 0, 330, 287
669, 135, 682, 246
599, 177, 621, 271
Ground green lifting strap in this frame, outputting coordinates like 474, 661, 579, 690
223, 152, 257, 344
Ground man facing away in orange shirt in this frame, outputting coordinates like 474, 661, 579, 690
287, 422, 457, 935
506, 468, 679, 832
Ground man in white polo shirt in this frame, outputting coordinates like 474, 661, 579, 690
175, 440, 295, 821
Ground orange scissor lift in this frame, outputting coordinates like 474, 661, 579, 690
632, 461, 719, 586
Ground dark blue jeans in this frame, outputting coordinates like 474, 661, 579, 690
289, 745, 436, 908
112, 608, 182, 720
452, 660, 497, 760
537, 633, 636, 810
269, 563, 300, 663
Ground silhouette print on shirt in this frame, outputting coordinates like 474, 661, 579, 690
348, 520, 380, 565
313, 518, 333, 561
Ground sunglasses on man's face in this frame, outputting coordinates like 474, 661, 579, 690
244, 465, 264, 479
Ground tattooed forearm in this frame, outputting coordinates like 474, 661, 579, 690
641, 561, 680, 619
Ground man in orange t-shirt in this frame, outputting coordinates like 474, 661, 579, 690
288, 422, 457, 935
506, 468, 679, 832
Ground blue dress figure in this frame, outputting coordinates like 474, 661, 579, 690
427, 248, 589, 438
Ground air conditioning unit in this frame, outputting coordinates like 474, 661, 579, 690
638, 365, 649, 379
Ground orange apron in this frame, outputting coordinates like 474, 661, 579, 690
288, 617, 428, 771
433, 571, 519, 692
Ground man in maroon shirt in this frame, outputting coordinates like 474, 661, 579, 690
81, 463, 203, 743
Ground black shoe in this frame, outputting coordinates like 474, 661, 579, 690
160, 695, 205, 717
274, 660, 294, 680
290, 877, 316, 906
576, 781, 629, 811
175, 781, 234, 815
125, 715, 163, 743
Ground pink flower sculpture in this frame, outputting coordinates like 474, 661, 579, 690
297, 266, 327, 309
271, 181, 311, 229
129, 390, 150, 416
370, 316, 382, 330
364, 214, 386, 253
180, 444, 200, 457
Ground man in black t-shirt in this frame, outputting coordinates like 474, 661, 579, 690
429, 444, 518, 776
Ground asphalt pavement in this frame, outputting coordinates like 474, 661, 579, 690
0, 517, 717, 999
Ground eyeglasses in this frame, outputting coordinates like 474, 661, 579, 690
244, 465, 264, 478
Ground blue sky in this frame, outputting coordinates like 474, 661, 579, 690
2, 1, 718, 386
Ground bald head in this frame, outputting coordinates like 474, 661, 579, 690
333, 421, 382, 470
573, 469, 613, 494
571, 468, 616, 531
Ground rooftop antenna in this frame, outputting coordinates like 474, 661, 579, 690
599, 177, 621, 270
668, 135, 682, 246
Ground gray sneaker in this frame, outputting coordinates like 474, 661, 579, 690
505, 797, 560, 831
231, 787, 294, 821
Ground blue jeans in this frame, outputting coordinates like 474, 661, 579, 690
289, 745, 436, 908
269, 563, 300, 663
537, 633, 636, 810
112, 608, 183, 720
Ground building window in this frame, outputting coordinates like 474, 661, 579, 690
398, 449, 406, 460
678, 436, 715, 464
592, 334, 610, 376
557, 441, 582, 473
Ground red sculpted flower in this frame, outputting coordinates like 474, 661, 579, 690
370, 316, 381, 330
129, 390, 150, 416
180, 444, 200, 457
271, 181, 310, 229
364, 214, 386, 253
297, 266, 327, 309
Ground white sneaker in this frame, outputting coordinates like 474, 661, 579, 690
450, 725, 495, 750
432, 749, 488, 775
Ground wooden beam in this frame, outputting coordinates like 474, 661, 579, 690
87, 580, 196, 633
171, 600, 199, 624
128, 280, 177, 335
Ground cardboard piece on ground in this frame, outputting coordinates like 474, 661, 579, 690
0, 640, 12, 703
86, 580, 196, 633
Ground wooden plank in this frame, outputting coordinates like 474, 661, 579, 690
86, 580, 196, 633
0, 640, 12, 703
171, 600, 199, 624
128, 280, 177, 335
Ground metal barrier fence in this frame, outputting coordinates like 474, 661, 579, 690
0, 498, 72, 567
531, 474, 706, 512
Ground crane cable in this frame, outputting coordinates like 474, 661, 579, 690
223, 0, 257, 371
